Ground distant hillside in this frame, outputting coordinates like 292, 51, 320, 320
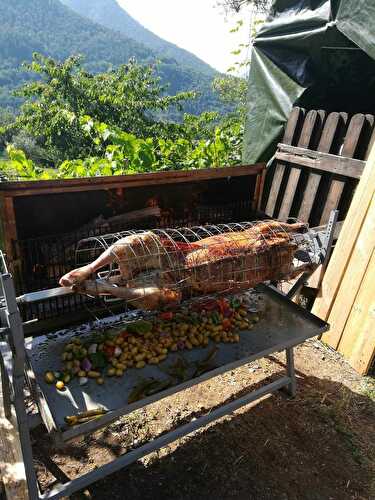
61, 0, 216, 77
0, 0, 221, 115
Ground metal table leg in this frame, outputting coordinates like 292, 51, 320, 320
286, 347, 297, 397
0, 349, 12, 420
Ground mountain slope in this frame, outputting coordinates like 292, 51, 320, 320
0, 0, 220, 114
61, 0, 216, 77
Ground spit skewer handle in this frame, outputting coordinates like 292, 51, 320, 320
16, 286, 75, 304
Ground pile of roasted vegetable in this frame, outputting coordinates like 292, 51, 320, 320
45, 296, 260, 392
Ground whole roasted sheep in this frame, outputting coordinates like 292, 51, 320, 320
59, 220, 307, 310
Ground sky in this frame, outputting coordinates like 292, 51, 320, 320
117, 0, 253, 74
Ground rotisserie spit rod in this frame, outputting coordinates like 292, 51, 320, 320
59, 220, 308, 310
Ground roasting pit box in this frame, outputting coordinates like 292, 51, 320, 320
0, 253, 328, 500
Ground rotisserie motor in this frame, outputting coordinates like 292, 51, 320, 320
59, 220, 309, 310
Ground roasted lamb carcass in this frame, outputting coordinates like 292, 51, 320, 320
59, 221, 308, 310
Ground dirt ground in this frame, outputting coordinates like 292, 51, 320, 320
33, 339, 375, 500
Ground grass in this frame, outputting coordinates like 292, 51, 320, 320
360, 376, 375, 402
317, 387, 364, 465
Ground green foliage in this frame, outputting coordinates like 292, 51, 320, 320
212, 74, 248, 121
11, 54, 193, 164
0, 145, 57, 180
0, 116, 243, 181
0, 108, 15, 151
58, 117, 158, 177
58, 116, 243, 176
7, 130, 48, 164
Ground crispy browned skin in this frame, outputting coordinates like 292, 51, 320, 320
60, 221, 305, 310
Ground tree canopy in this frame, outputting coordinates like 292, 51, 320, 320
1, 53, 245, 179
11, 54, 195, 164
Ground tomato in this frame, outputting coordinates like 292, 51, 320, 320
120, 330, 129, 339
103, 345, 115, 358
160, 311, 174, 321
222, 318, 232, 330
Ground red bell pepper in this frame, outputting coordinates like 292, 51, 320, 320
217, 298, 230, 315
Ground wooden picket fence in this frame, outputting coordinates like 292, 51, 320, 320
259, 107, 375, 374
260, 108, 374, 231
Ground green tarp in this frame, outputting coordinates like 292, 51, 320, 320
243, 0, 375, 163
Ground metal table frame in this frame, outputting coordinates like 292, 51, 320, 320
0, 254, 328, 500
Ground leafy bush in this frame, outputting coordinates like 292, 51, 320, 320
0, 116, 243, 180
0, 146, 57, 180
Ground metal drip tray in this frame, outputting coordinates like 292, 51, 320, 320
25, 286, 328, 442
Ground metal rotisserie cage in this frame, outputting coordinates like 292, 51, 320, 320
16, 201, 254, 323
73, 220, 316, 309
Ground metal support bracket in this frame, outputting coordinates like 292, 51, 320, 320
287, 210, 339, 299
286, 271, 311, 300
320, 209, 339, 264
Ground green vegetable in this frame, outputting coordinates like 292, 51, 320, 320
105, 330, 117, 340
92, 333, 105, 344
128, 377, 172, 404
189, 314, 200, 325
89, 351, 107, 369
162, 356, 190, 382
75, 349, 86, 360
230, 297, 241, 309
127, 320, 153, 336
193, 347, 218, 378
64, 407, 107, 426
211, 311, 221, 325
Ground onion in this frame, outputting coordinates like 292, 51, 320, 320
81, 358, 92, 372
88, 343, 97, 355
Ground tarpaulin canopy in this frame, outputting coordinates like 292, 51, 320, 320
243, 0, 375, 163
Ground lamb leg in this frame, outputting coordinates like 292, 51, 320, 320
59, 231, 164, 287
59, 247, 115, 287
74, 279, 181, 310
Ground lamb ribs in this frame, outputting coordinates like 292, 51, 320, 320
61, 220, 308, 310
